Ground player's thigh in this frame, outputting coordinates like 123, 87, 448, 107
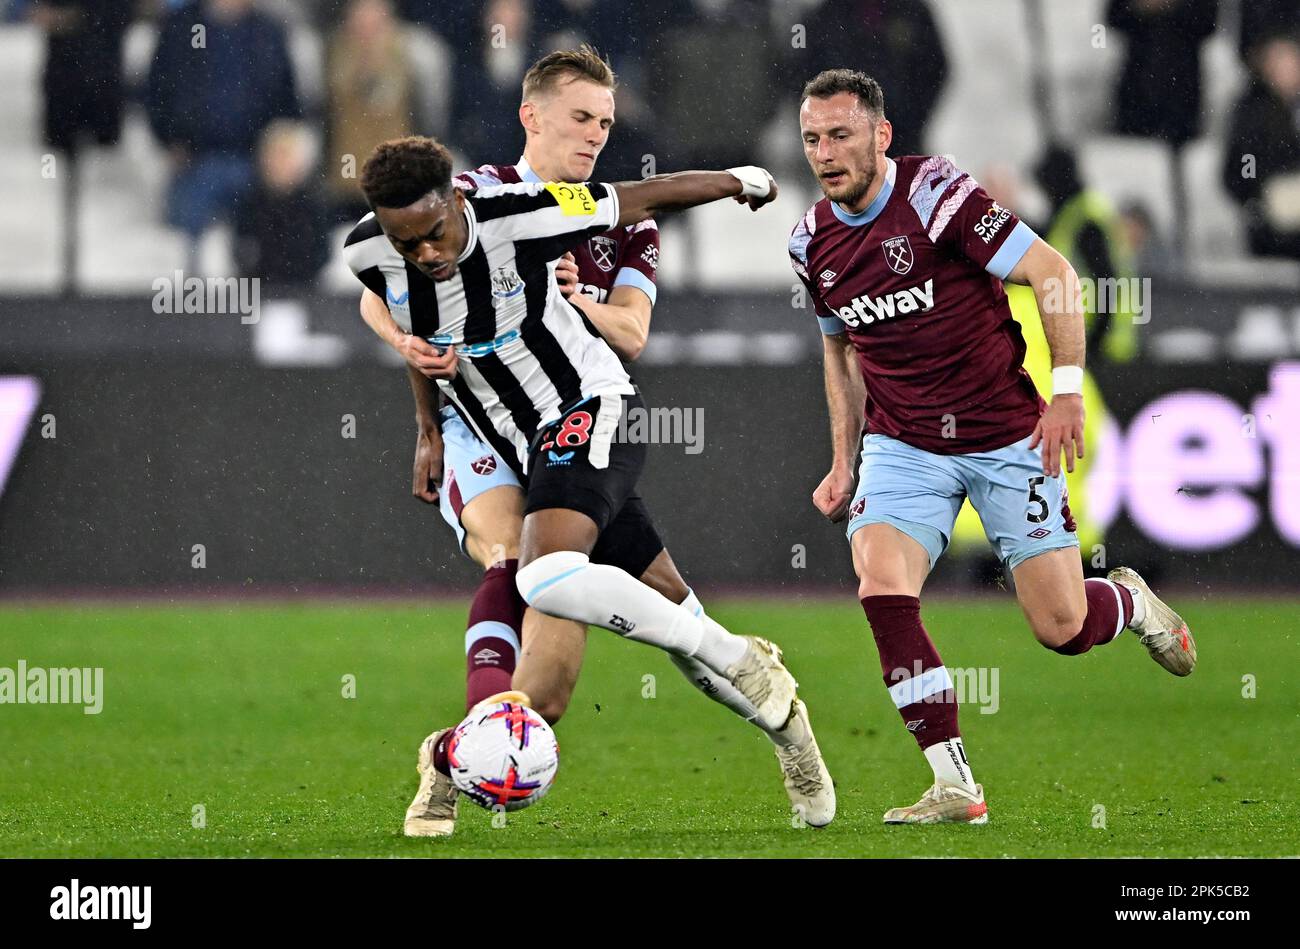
460, 486, 525, 569
588, 495, 681, 600
1010, 546, 1087, 647
439, 410, 524, 567
845, 434, 964, 595
956, 434, 1080, 575
520, 393, 646, 567
512, 608, 587, 725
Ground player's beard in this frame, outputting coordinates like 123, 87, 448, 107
833, 163, 874, 210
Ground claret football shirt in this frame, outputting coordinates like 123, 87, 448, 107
790, 155, 1046, 454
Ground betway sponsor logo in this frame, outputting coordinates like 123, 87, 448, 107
836, 279, 935, 328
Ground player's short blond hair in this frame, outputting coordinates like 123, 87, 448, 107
522, 45, 617, 104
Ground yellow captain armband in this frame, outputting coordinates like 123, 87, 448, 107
544, 181, 598, 217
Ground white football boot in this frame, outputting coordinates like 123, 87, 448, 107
723, 636, 798, 732
1108, 566, 1197, 676
883, 782, 989, 825
403, 728, 458, 838
773, 699, 836, 827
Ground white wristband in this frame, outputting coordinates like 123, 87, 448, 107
727, 165, 773, 199
1052, 365, 1084, 396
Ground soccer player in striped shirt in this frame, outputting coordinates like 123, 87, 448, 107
344, 131, 835, 832
791, 70, 1197, 824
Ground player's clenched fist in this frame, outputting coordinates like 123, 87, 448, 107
1029, 394, 1085, 477
396, 333, 459, 380
728, 165, 779, 211
813, 467, 855, 522
412, 428, 443, 504
555, 252, 580, 298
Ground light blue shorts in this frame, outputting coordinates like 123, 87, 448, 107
439, 407, 522, 555
846, 433, 1078, 571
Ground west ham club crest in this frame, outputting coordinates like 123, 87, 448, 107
883, 235, 914, 275
589, 235, 617, 272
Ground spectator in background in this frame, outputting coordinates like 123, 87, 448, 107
801, 0, 948, 158
450, 0, 538, 164
326, 0, 417, 223
232, 121, 330, 289
1119, 201, 1180, 278
1223, 36, 1300, 260
1105, 0, 1218, 146
146, 0, 301, 244
1239, 0, 1300, 65
28, 0, 133, 153
1035, 144, 1138, 366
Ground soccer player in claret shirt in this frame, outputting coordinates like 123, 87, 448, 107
790, 70, 1197, 824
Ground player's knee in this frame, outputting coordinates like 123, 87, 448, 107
515, 550, 590, 608
856, 569, 914, 599
466, 526, 522, 570
1026, 605, 1085, 649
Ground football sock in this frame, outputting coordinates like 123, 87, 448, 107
861, 594, 961, 750
516, 551, 749, 672
464, 559, 525, 711
923, 738, 978, 793
668, 589, 798, 744
1050, 578, 1135, 656
431, 731, 451, 777
1117, 578, 1147, 627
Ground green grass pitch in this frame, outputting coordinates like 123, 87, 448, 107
0, 598, 1295, 858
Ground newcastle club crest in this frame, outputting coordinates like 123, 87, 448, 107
589, 235, 617, 272
882, 235, 914, 275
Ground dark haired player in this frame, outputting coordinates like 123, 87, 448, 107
791, 70, 1196, 824
344, 134, 835, 834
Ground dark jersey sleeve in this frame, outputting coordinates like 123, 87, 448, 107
789, 208, 843, 335
924, 162, 1039, 280
611, 220, 659, 304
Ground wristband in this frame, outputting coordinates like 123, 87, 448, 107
1052, 365, 1084, 396
726, 165, 773, 199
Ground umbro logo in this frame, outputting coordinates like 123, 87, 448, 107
819, 268, 837, 286
905, 719, 925, 732
473, 647, 502, 665
1027, 527, 1051, 539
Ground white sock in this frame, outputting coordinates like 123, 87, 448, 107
670, 590, 797, 744
924, 738, 977, 793
1124, 584, 1147, 627
517, 553, 748, 673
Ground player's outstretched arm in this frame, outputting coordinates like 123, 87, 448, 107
812, 332, 865, 522
611, 167, 777, 228
1008, 239, 1087, 478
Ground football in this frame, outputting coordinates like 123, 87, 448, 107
447, 700, 559, 812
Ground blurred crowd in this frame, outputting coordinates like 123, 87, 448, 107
5, 0, 1300, 288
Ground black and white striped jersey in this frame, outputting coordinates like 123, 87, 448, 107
343, 181, 635, 477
